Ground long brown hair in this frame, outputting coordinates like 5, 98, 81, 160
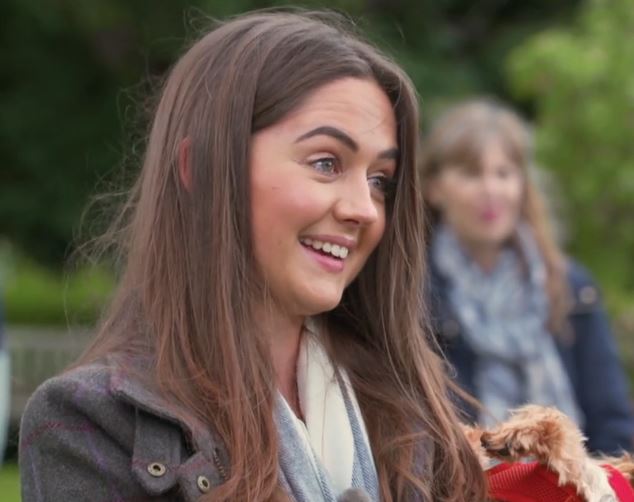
419, 98, 570, 333
80, 11, 486, 501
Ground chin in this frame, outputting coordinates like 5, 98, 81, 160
474, 228, 514, 247
299, 291, 343, 316
306, 299, 342, 316
489, 222, 516, 240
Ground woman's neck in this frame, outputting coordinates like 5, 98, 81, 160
460, 238, 503, 273
256, 305, 305, 419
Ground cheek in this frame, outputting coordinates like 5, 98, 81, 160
372, 213, 387, 249
443, 186, 478, 218
505, 183, 525, 215
438, 175, 477, 207
355, 209, 386, 268
251, 178, 331, 249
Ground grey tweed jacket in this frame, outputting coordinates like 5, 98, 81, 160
20, 357, 433, 501
19, 357, 230, 501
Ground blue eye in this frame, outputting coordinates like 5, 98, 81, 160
369, 175, 397, 197
309, 156, 338, 174
458, 167, 479, 178
496, 165, 518, 179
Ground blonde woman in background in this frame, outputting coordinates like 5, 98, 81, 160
421, 98, 634, 455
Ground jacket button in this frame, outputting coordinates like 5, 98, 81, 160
579, 286, 598, 305
147, 462, 167, 477
197, 475, 211, 493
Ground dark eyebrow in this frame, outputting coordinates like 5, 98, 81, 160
294, 125, 400, 160
378, 147, 399, 161
295, 126, 358, 151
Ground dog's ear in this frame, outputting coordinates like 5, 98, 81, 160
337, 488, 372, 502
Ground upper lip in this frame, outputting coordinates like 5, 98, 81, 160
300, 234, 358, 251
481, 206, 498, 215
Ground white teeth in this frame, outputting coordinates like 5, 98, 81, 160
300, 238, 350, 260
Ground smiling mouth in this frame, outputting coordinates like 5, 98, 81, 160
299, 237, 349, 259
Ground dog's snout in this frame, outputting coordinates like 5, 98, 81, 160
480, 434, 512, 457
480, 435, 491, 449
496, 444, 511, 457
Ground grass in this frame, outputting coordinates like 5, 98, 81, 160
0, 463, 21, 502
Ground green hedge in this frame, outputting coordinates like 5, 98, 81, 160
2, 248, 114, 326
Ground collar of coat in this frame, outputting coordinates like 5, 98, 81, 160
106, 354, 230, 494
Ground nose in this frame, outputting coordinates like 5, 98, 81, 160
333, 175, 379, 226
481, 173, 503, 197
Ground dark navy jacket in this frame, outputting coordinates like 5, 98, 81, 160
428, 259, 634, 455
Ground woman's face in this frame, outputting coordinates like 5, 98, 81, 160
427, 140, 524, 250
250, 77, 398, 318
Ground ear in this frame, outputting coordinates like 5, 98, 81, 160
178, 137, 193, 192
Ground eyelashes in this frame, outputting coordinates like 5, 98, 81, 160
306, 155, 397, 198
369, 175, 397, 198
308, 156, 338, 175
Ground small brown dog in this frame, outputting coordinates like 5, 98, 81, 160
464, 404, 634, 502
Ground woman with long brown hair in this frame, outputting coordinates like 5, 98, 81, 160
420, 98, 634, 455
19, 11, 486, 502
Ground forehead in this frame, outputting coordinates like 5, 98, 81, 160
444, 136, 520, 172
273, 77, 398, 146
481, 140, 518, 164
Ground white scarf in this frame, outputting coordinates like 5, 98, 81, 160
281, 322, 375, 496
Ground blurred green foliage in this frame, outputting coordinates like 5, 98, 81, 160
1, 0, 580, 265
507, 0, 634, 301
4, 0, 633, 335
0, 243, 114, 325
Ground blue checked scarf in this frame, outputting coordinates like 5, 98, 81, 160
275, 326, 381, 502
431, 223, 583, 427
276, 388, 380, 502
